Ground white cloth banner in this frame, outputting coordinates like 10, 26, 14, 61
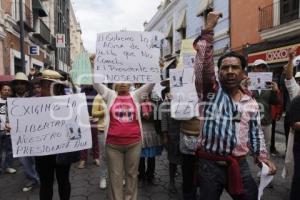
7, 93, 92, 157
94, 31, 160, 83
170, 68, 199, 120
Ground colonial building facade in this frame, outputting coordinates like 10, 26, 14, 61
0, 0, 80, 78
144, 0, 230, 66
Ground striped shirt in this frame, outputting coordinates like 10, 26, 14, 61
194, 30, 268, 160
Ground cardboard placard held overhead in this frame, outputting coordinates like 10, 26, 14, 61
94, 31, 160, 83
177, 39, 196, 68
7, 93, 92, 157
170, 68, 199, 119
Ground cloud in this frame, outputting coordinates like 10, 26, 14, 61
71, 0, 161, 53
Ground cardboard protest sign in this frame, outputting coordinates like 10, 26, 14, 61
94, 31, 160, 83
7, 93, 92, 157
248, 72, 273, 90
70, 51, 93, 85
170, 68, 199, 119
177, 39, 196, 68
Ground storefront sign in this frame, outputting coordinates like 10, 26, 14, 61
248, 44, 300, 65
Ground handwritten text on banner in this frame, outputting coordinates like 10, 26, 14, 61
95, 31, 160, 83
7, 93, 92, 157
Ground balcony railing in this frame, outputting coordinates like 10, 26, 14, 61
259, 1, 300, 31
33, 18, 50, 44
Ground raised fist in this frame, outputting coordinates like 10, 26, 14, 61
205, 11, 223, 31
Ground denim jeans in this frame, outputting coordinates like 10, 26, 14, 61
290, 142, 300, 200
0, 134, 13, 169
198, 157, 257, 200
19, 157, 39, 183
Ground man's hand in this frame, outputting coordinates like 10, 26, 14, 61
260, 159, 277, 175
270, 82, 279, 92
4, 123, 11, 132
205, 11, 223, 31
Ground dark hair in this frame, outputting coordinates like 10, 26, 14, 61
217, 51, 247, 70
0, 83, 11, 91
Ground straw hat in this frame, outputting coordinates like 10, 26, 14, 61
41, 70, 67, 85
13, 72, 28, 82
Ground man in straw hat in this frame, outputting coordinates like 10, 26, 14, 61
10, 72, 40, 192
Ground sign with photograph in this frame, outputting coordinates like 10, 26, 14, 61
170, 68, 199, 119
94, 31, 160, 83
7, 93, 92, 157
248, 72, 273, 90
177, 39, 196, 68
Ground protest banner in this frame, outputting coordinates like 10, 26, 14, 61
70, 51, 93, 85
177, 39, 196, 68
94, 31, 160, 83
248, 72, 273, 90
170, 68, 199, 119
7, 93, 92, 157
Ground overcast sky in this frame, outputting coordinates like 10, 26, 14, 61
71, 0, 162, 53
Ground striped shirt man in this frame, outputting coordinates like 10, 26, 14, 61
194, 30, 268, 161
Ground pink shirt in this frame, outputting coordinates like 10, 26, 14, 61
106, 95, 141, 145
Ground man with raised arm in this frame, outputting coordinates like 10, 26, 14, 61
193, 11, 276, 200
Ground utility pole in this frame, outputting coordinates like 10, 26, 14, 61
19, 0, 26, 73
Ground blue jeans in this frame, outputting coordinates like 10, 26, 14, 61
198, 157, 257, 200
0, 133, 13, 169
290, 142, 300, 200
19, 157, 39, 183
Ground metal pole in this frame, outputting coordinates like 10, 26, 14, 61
19, 0, 26, 73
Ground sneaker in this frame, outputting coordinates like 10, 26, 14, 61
94, 159, 100, 166
99, 178, 107, 189
22, 181, 37, 192
78, 160, 86, 169
5, 168, 16, 174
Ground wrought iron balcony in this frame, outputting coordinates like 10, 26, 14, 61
33, 18, 50, 44
259, 1, 300, 31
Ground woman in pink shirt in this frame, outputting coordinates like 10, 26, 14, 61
93, 81, 154, 200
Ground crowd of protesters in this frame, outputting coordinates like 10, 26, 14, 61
1, 10, 300, 200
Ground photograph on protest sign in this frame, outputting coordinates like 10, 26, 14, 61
177, 39, 196, 68
94, 31, 160, 83
7, 93, 92, 157
248, 72, 273, 90
170, 68, 199, 119
182, 53, 196, 68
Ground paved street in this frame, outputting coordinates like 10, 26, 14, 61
0, 120, 292, 200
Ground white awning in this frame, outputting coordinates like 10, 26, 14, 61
176, 10, 187, 31
196, 0, 213, 17
165, 22, 173, 39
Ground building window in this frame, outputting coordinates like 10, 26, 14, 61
280, 0, 299, 24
